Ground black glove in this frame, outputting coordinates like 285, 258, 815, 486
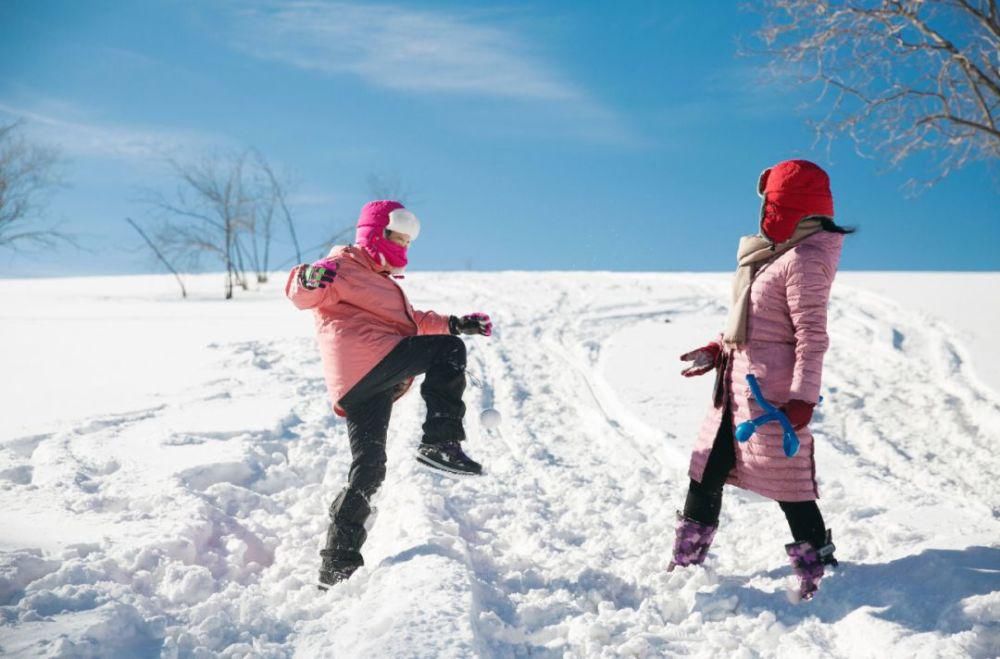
298, 259, 338, 289
449, 313, 492, 336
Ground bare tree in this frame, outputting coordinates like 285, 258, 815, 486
146, 152, 246, 299
240, 151, 277, 284
0, 120, 70, 249
145, 149, 299, 298
751, 0, 1000, 184
125, 217, 187, 298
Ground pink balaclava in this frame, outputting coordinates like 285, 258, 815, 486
354, 200, 420, 270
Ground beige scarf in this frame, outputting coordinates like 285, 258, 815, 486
722, 218, 823, 347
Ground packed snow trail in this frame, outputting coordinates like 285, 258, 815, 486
0, 273, 997, 657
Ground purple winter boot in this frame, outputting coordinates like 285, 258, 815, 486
785, 541, 825, 600
785, 529, 838, 601
667, 513, 718, 571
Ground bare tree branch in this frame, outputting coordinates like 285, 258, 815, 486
125, 217, 187, 298
0, 120, 74, 250
255, 151, 301, 266
749, 0, 1000, 186
145, 152, 244, 298
143, 149, 298, 297
953, 0, 1000, 41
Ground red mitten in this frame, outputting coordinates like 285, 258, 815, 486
679, 342, 722, 377
782, 399, 815, 430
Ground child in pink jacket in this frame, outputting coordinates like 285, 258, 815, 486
674, 160, 853, 601
286, 200, 492, 588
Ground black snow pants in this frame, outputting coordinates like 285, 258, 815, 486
683, 407, 829, 550
321, 334, 468, 569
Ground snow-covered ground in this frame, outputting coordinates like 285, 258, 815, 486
837, 272, 1000, 395
1, 272, 998, 658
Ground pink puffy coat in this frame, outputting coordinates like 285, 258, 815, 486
286, 245, 451, 416
689, 231, 844, 502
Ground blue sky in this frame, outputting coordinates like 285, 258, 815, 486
1, 0, 997, 275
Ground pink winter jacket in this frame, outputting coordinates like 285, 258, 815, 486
286, 245, 452, 416
689, 231, 844, 502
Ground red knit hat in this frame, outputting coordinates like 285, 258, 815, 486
757, 160, 834, 243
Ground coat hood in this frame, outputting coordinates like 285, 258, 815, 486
354, 200, 420, 270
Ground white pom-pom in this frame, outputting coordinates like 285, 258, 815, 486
480, 408, 502, 429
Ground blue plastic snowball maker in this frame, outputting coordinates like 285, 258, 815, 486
734, 374, 801, 458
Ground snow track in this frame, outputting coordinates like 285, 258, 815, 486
1, 273, 997, 657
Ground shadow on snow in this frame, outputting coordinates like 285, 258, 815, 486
708, 546, 999, 633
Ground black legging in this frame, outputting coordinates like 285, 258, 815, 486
683, 407, 828, 549
322, 334, 468, 568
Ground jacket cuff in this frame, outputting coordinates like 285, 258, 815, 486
788, 382, 821, 404
448, 315, 460, 335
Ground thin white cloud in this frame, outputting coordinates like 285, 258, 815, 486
0, 101, 221, 162
228, 1, 583, 101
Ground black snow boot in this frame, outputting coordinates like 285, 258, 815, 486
318, 490, 371, 591
318, 549, 362, 590
416, 440, 482, 476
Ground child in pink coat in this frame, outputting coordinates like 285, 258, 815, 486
674, 160, 853, 601
286, 200, 492, 588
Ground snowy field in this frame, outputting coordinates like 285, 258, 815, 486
0, 271, 998, 658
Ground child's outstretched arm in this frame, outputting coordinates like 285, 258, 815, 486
411, 308, 452, 335
285, 258, 342, 310
412, 311, 493, 336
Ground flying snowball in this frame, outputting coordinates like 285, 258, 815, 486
480, 408, 502, 429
